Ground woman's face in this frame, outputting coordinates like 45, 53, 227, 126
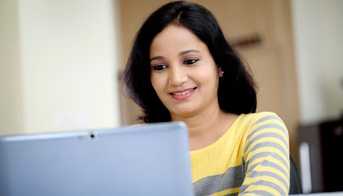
149, 24, 221, 119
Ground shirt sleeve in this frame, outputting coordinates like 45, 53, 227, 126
239, 112, 290, 196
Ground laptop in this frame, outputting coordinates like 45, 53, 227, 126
0, 122, 194, 196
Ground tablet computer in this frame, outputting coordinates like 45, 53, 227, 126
0, 122, 193, 196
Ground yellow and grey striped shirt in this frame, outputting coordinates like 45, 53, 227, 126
191, 112, 290, 196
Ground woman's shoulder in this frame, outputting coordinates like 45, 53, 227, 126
235, 111, 288, 134
244, 111, 281, 120
240, 111, 283, 125
239, 111, 288, 136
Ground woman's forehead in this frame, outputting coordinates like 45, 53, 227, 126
150, 24, 208, 58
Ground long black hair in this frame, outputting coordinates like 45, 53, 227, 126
123, 1, 256, 123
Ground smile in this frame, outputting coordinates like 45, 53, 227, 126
169, 87, 197, 101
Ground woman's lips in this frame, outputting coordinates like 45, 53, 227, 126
169, 87, 197, 101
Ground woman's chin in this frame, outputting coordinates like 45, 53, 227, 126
170, 107, 198, 119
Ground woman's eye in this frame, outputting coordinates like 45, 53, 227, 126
151, 64, 167, 71
183, 58, 199, 65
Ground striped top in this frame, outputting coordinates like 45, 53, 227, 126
190, 112, 290, 196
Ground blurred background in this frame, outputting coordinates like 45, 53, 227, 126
1, 0, 342, 193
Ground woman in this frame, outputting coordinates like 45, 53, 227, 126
123, 1, 289, 195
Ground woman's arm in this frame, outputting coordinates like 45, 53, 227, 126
240, 112, 290, 196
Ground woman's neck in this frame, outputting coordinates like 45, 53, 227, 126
171, 104, 236, 151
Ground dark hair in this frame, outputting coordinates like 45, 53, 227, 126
123, 1, 256, 123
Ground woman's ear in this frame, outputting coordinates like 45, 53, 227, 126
218, 67, 224, 77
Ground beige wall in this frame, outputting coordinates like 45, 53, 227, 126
0, 0, 24, 133
292, 0, 343, 124
0, 0, 121, 134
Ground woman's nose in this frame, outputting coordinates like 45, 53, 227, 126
169, 66, 187, 86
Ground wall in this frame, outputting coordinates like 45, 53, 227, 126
0, 0, 121, 134
320, 0, 343, 119
292, 0, 343, 124
0, 0, 24, 133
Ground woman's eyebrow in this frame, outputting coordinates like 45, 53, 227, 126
150, 49, 200, 61
179, 49, 200, 56
150, 56, 164, 61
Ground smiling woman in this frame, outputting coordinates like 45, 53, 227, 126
123, 1, 290, 195
149, 24, 220, 120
